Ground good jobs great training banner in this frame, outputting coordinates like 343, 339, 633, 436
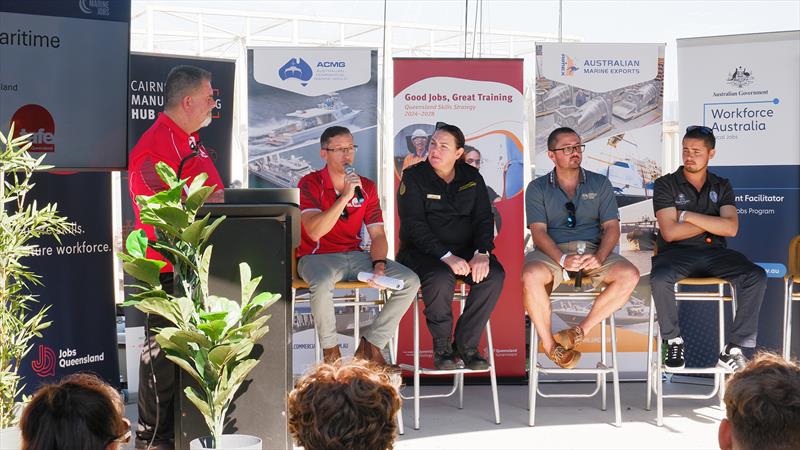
393, 59, 526, 377
247, 47, 378, 375
678, 31, 800, 361
535, 43, 665, 376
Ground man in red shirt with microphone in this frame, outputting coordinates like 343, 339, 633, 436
128, 65, 223, 450
297, 126, 420, 366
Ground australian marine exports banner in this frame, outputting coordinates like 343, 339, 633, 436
393, 58, 526, 377
678, 31, 800, 362
248, 47, 378, 374
122, 53, 236, 394
535, 43, 665, 376
18, 172, 119, 394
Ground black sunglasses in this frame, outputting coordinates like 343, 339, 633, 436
565, 202, 576, 228
686, 125, 713, 135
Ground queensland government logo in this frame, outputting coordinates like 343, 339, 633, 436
279, 58, 313, 86
32, 345, 56, 377
560, 54, 579, 76
79, 0, 110, 16
727, 66, 755, 88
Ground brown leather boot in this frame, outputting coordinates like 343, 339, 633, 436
354, 337, 401, 374
554, 325, 585, 350
547, 343, 581, 369
322, 345, 342, 364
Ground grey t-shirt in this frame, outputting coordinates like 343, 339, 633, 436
525, 168, 619, 244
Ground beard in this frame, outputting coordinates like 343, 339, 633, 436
200, 113, 212, 128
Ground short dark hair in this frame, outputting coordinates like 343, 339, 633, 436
288, 360, 401, 450
20, 373, 127, 450
724, 352, 800, 450
164, 65, 212, 109
463, 145, 481, 156
433, 122, 465, 150
683, 125, 716, 149
547, 127, 579, 151
320, 126, 352, 148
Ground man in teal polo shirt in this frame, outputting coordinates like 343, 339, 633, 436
522, 127, 640, 368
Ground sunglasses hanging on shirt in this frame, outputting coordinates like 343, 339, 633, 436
565, 201, 577, 228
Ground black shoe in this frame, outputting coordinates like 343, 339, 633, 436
717, 346, 747, 372
433, 337, 462, 370
662, 338, 685, 370
457, 346, 489, 370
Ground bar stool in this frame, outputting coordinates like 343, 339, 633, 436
528, 279, 621, 427
398, 281, 500, 430
783, 235, 800, 361
645, 277, 736, 426
291, 253, 404, 433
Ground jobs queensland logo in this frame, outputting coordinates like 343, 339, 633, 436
726, 66, 755, 88
32, 345, 56, 377
279, 58, 313, 86
560, 54, 580, 76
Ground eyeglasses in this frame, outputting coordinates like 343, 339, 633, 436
111, 418, 132, 445
551, 144, 585, 155
324, 145, 358, 155
686, 125, 713, 135
565, 202, 576, 228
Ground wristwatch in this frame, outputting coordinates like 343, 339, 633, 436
475, 249, 490, 257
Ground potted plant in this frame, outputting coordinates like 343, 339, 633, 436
119, 162, 279, 449
0, 125, 73, 445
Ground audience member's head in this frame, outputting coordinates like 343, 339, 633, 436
719, 352, 800, 450
20, 373, 129, 450
288, 360, 401, 450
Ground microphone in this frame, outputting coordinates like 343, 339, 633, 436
344, 164, 365, 205
574, 241, 586, 291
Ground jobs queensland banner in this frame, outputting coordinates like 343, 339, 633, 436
248, 47, 378, 374
678, 31, 800, 360
393, 59, 525, 377
535, 43, 665, 375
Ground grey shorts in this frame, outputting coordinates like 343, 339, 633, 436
524, 240, 628, 290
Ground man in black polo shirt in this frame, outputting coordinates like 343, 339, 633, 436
651, 126, 767, 371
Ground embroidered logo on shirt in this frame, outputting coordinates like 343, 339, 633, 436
581, 192, 597, 200
458, 181, 476, 191
399, 182, 406, 196
426, 194, 441, 200
675, 193, 690, 206
709, 191, 718, 203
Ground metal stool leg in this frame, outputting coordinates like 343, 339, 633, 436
529, 319, 539, 426
646, 296, 655, 411
601, 318, 607, 411
611, 314, 621, 427
413, 296, 420, 430
486, 320, 500, 424
656, 323, 664, 427
784, 278, 794, 361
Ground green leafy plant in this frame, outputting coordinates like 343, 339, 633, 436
119, 161, 279, 445
0, 124, 73, 428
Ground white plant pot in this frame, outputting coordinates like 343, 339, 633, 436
189, 434, 262, 450
0, 426, 22, 450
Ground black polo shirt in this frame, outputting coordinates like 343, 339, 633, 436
397, 160, 494, 259
653, 166, 736, 252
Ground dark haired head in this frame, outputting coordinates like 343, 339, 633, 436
433, 122, 465, 150
20, 373, 127, 450
320, 126, 352, 148
721, 352, 800, 450
164, 65, 212, 109
683, 125, 716, 149
288, 360, 401, 450
547, 127, 579, 151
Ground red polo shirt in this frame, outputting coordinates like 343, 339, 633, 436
128, 113, 224, 271
297, 166, 383, 258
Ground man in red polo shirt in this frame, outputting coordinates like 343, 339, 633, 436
297, 126, 419, 365
128, 65, 223, 450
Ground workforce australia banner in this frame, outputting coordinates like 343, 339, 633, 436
393, 58, 526, 377
248, 47, 378, 375
678, 31, 800, 361
535, 43, 665, 375
19, 173, 118, 393
122, 53, 235, 394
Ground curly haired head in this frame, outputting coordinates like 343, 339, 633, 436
720, 352, 800, 450
288, 360, 401, 450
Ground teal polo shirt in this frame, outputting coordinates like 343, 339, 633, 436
525, 168, 619, 245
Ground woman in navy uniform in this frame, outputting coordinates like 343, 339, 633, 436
397, 122, 505, 370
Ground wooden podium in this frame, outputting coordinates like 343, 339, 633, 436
175, 189, 299, 450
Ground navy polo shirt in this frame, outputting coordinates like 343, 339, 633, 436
525, 168, 619, 245
653, 167, 736, 252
